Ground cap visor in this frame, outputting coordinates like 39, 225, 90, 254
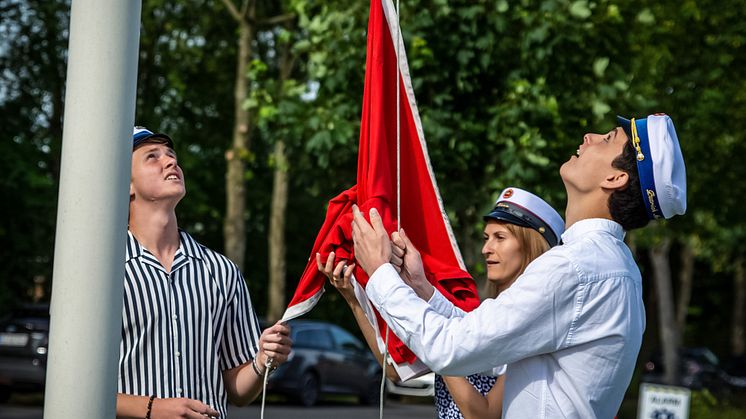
616, 115, 633, 141
483, 209, 532, 229
133, 133, 174, 149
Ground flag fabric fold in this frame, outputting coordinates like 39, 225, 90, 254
283, 0, 480, 365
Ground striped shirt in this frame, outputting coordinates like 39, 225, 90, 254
119, 230, 261, 418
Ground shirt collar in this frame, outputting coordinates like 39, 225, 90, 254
560, 218, 625, 244
125, 229, 205, 263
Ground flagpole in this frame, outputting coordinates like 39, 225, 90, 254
43, 1, 141, 417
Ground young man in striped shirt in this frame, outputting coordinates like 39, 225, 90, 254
116, 127, 292, 418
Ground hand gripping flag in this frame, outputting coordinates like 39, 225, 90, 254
283, 0, 480, 367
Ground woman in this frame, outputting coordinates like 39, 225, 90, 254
317, 187, 564, 418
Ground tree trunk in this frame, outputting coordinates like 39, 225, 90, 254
650, 237, 680, 385
732, 258, 746, 356
224, 13, 255, 272
267, 24, 295, 322
676, 242, 694, 335
268, 140, 289, 322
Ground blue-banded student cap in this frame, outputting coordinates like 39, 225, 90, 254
133, 126, 173, 150
616, 114, 687, 220
483, 187, 565, 247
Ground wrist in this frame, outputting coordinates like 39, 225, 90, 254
145, 395, 155, 419
365, 261, 387, 277
414, 276, 434, 300
251, 356, 266, 377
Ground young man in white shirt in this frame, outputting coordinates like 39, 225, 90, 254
351, 114, 686, 418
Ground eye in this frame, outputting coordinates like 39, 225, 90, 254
603, 134, 611, 143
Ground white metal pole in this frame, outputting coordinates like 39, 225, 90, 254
44, 1, 142, 418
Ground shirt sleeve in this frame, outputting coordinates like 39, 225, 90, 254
427, 288, 467, 318
365, 252, 577, 377
219, 267, 262, 370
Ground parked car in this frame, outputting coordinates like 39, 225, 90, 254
265, 319, 383, 406
642, 347, 746, 395
386, 371, 435, 397
0, 304, 49, 402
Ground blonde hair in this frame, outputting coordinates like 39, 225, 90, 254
484, 222, 550, 299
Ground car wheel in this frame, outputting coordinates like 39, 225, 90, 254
360, 380, 384, 406
296, 371, 320, 407
0, 385, 11, 403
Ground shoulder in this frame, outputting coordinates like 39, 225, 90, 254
563, 229, 639, 280
523, 246, 576, 277
180, 231, 243, 279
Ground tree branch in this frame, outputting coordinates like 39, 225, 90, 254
259, 13, 296, 27
220, 0, 242, 21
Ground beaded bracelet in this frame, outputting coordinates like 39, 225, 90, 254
145, 395, 155, 419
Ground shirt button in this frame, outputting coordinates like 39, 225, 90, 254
175, 351, 181, 357
172, 314, 177, 320
176, 388, 182, 395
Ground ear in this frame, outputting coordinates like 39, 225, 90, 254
129, 181, 136, 201
601, 170, 629, 191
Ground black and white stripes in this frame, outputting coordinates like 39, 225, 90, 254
119, 230, 260, 418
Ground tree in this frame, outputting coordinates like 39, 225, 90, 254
0, 0, 70, 311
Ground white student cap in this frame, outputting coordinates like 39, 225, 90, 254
483, 187, 565, 247
616, 114, 687, 220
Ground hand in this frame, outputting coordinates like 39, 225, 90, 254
351, 205, 391, 276
150, 397, 220, 418
391, 228, 434, 300
316, 252, 357, 303
258, 321, 292, 370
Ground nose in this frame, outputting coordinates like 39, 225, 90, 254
164, 154, 177, 168
583, 133, 603, 144
482, 240, 492, 257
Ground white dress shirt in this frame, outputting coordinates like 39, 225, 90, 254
366, 219, 645, 418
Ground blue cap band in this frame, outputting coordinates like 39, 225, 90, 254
631, 118, 664, 220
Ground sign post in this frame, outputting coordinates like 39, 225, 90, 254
637, 383, 691, 419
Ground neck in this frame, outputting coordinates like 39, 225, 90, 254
564, 189, 613, 230
129, 201, 180, 271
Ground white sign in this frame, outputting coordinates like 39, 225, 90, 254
637, 383, 690, 419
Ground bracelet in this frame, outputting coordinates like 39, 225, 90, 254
145, 395, 155, 419
252, 357, 265, 376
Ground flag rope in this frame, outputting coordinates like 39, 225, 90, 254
260, 356, 272, 419
379, 0, 402, 417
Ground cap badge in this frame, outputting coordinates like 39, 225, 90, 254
503, 189, 514, 199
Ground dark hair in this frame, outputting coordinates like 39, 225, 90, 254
608, 139, 649, 230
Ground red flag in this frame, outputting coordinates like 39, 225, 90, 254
283, 0, 479, 365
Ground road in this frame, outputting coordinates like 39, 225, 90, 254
0, 398, 436, 419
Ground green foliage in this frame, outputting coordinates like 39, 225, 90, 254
688, 390, 746, 419
0, 0, 69, 312
4, 0, 746, 364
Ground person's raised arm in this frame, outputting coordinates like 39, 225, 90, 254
317, 252, 400, 382
353, 206, 576, 376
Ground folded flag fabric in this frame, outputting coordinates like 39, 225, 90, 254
282, 0, 480, 365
